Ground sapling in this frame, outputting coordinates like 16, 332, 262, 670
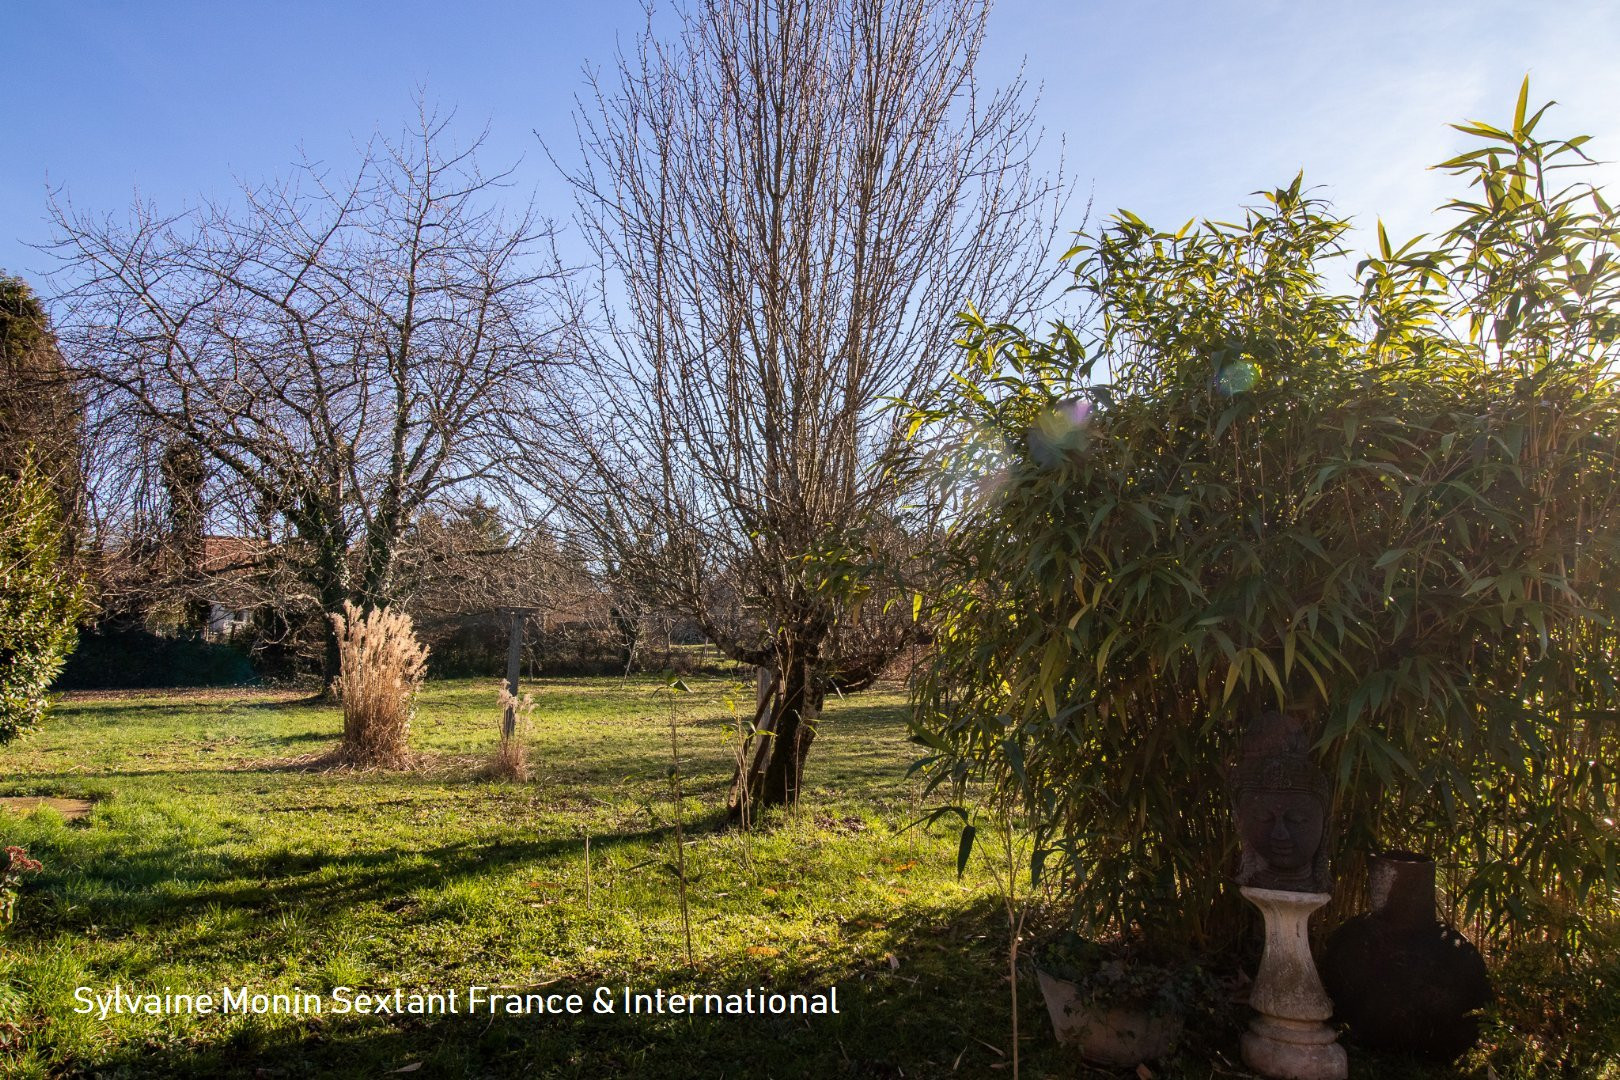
955, 792, 1037, 1080
583, 830, 593, 910
928, 753, 1040, 1080
722, 678, 765, 880
989, 806, 1037, 1080
663, 673, 695, 966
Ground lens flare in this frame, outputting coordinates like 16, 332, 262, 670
1027, 396, 1094, 467
1215, 360, 1260, 395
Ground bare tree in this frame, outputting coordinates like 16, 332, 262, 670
396, 499, 603, 630
542, 0, 1065, 812
49, 106, 576, 684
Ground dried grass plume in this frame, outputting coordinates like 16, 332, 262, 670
331, 602, 428, 769
488, 687, 536, 781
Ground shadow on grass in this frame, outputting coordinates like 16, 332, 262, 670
26, 881, 1486, 1080
80, 995, 923, 1079
258, 731, 336, 745
68, 896, 1029, 1080
20, 817, 713, 946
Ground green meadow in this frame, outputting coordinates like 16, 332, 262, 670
1, 680, 1613, 1078
0, 679, 1049, 1078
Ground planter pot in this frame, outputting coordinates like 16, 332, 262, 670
1321, 851, 1491, 1060
1035, 967, 1183, 1067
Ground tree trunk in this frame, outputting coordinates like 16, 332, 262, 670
319, 606, 344, 697
610, 604, 640, 676
316, 566, 349, 698
729, 650, 823, 816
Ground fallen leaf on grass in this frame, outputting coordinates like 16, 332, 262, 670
746, 946, 780, 957
885, 953, 900, 970
971, 1037, 1005, 1058
393, 1064, 423, 1074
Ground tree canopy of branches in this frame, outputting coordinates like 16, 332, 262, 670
50, 108, 575, 682
548, 0, 1063, 812
913, 84, 1620, 957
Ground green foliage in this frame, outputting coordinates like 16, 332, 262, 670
913, 83, 1620, 956
1033, 930, 1210, 1017
1, 845, 45, 927
0, 457, 85, 743
0, 275, 82, 529
1477, 932, 1620, 1075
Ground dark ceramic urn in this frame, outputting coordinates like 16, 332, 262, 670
1321, 851, 1491, 1060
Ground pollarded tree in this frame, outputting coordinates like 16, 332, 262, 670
546, 0, 1065, 813
50, 106, 577, 685
914, 84, 1620, 955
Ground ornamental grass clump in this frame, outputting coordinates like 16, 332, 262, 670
331, 602, 428, 769
488, 687, 535, 781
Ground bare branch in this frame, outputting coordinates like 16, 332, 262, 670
49, 103, 579, 682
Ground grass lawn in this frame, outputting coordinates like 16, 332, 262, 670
0, 677, 1066, 1079
0, 678, 1613, 1078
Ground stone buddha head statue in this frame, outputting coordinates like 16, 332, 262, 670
1230, 711, 1333, 894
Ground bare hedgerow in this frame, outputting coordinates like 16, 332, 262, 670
330, 602, 428, 769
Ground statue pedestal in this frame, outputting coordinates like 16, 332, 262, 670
1240, 887, 1347, 1080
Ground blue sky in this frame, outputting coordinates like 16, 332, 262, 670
6, 1, 1618, 295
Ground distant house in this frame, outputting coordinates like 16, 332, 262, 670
205, 601, 251, 640
199, 535, 266, 641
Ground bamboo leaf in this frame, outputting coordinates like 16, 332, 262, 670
956, 824, 977, 880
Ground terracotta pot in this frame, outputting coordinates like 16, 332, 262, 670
1035, 968, 1183, 1067
1321, 851, 1491, 1060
